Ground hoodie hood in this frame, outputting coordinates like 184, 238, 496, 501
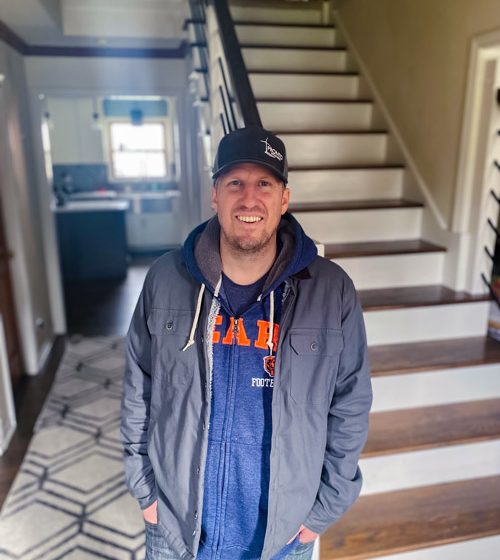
182, 212, 318, 297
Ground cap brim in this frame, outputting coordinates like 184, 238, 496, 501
212, 159, 287, 184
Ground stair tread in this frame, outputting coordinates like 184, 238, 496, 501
242, 44, 346, 51
289, 199, 423, 213
251, 70, 359, 76
235, 21, 336, 29
258, 99, 372, 104
364, 398, 500, 457
369, 336, 500, 375
321, 476, 500, 559
289, 163, 405, 171
325, 239, 446, 259
359, 285, 490, 311
275, 129, 384, 135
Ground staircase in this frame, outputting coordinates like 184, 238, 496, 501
227, 1, 500, 558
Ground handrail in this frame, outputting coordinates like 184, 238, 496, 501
482, 189, 500, 308
218, 57, 237, 130
481, 273, 500, 307
212, 0, 262, 127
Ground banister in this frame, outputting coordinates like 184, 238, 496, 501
212, 0, 262, 127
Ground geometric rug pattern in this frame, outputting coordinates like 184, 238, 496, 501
0, 335, 146, 560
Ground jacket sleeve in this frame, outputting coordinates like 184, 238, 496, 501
120, 271, 158, 510
304, 277, 373, 534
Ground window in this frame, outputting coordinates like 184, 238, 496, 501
108, 121, 169, 181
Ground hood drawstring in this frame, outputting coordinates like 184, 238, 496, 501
182, 284, 206, 352
267, 290, 275, 356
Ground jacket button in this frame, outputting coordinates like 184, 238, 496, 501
194, 510, 198, 519
201, 335, 204, 342
310, 341, 319, 351
202, 422, 206, 430
165, 321, 174, 331
192, 530, 196, 536
197, 466, 200, 474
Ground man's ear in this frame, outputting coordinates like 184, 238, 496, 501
211, 185, 218, 212
281, 186, 290, 215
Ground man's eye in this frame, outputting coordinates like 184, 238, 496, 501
228, 180, 241, 187
259, 181, 271, 187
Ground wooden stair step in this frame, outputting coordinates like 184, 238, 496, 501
288, 163, 405, 171
251, 70, 359, 76
275, 129, 385, 135
359, 285, 490, 311
235, 21, 336, 29
320, 476, 500, 559
258, 98, 370, 103
325, 239, 446, 259
241, 44, 346, 51
369, 336, 500, 376
289, 199, 423, 213
364, 398, 500, 457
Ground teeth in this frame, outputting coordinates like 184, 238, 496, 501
237, 216, 262, 223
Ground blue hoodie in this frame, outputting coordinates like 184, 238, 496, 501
182, 213, 317, 560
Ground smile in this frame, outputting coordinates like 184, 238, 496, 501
236, 216, 263, 223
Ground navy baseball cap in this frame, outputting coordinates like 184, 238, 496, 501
212, 126, 288, 184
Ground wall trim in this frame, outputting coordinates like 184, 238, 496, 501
333, 9, 447, 230
453, 29, 500, 233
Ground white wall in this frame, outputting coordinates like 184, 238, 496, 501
0, 42, 55, 375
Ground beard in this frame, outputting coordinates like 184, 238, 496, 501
221, 225, 276, 255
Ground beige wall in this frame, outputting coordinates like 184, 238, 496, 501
336, 0, 500, 225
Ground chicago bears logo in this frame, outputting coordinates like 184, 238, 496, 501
263, 355, 276, 377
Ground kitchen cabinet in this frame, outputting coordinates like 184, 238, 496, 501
55, 200, 129, 280
47, 97, 105, 165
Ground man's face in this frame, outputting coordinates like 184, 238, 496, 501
211, 163, 290, 255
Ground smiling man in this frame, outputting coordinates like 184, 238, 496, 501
121, 126, 372, 560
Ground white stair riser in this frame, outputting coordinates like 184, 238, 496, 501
231, 6, 322, 25
293, 208, 422, 243
236, 25, 336, 47
243, 48, 348, 72
334, 253, 445, 290
365, 301, 490, 345
259, 102, 373, 131
282, 133, 388, 167
360, 440, 500, 495
371, 363, 500, 412
288, 168, 404, 202
372, 535, 500, 560
251, 73, 360, 100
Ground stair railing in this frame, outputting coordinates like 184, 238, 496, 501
481, 188, 500, 307
186, 0, 261, 158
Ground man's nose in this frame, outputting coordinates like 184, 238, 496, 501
240, 184, 260, 206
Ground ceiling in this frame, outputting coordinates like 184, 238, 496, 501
0, 0, 189, 49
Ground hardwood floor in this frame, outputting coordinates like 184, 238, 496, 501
0, 256, 156, 509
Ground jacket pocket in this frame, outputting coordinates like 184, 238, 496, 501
147, 308, 195, 387
288, 328, 343, 405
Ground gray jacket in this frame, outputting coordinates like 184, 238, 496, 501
121, 247, 372, 560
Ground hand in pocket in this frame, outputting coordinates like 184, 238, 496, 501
143, 500, 158, 524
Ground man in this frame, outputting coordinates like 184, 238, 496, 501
121, 126, 372, 560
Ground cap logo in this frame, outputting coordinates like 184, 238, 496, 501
260, 138, 283, 161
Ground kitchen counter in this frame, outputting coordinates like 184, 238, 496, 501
54, 200, 129, 213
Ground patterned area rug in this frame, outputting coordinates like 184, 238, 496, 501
0, 335, 145, 560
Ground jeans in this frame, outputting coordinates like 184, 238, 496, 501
144, 521, 315, 560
